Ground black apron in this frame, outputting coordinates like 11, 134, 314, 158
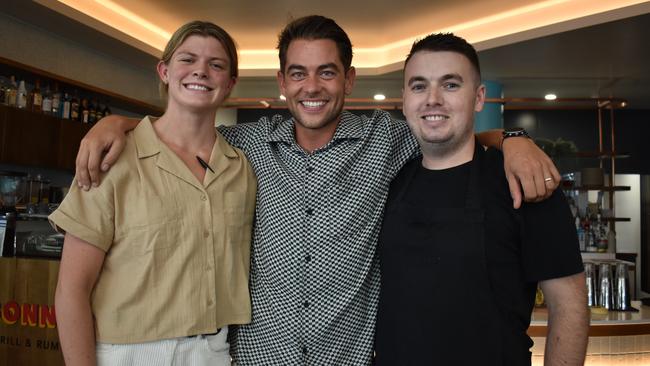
375, 142, 506, 365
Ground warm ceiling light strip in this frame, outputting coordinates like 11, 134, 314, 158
38, 0, 650, 74
46, 0, 170, 51
351, 0, 650, 71
92, 0, 171, 40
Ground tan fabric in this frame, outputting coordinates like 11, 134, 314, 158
49, 117, 256, 344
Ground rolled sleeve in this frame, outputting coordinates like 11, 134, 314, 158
49, 179, 115, 252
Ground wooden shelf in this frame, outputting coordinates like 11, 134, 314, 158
602, 217, 631, 222
572, 151, 631, 159
562, 184, 631, 192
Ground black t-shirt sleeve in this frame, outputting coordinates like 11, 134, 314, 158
520, 189, 584, 282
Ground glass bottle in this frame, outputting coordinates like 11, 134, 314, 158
30, 79, 43, 113
16, 80, 28, 109
42, 84, 53, 115
61, 93, 71, 119
5, 76, 18, 107
51, 83, 61, 117
70, 91, 80, 121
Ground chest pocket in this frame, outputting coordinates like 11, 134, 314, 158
224, 190, 254, 248
116, 191, 180, 254
328, 172, 377, 241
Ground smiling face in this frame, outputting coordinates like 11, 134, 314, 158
403, 51, 485, 153
157, 35, 236, 112
277, 38, 355, 135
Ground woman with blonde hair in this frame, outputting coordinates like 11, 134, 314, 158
51, 21, 256, 366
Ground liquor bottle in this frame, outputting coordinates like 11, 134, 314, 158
0, 77, 5, 105
42, 84, 53, 115
30, 79, 43, 113
61, 93, 71, 119
96, 101, 104, 121
70, 92, 80, 121
596, 215, 608, 252
16, 80, 28, 109
51, 83, 61, 117
5, 76, 18, 107
102, 101, 111, 117
88, 99, 97, 124
576, 217, 586, 252
81, 97, 89, 123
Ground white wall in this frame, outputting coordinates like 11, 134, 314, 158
615, 174, 641, 254
215, 109, 237, 126
614, 175, 642, 297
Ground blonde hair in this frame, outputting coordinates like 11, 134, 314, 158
159, 21, 238, 97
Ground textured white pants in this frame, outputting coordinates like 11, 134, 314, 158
96, 326, 230, 366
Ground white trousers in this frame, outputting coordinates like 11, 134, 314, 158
96, 326, 230, 366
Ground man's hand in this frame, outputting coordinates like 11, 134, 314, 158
75, 115, 138, 190
502, 137, 560, 209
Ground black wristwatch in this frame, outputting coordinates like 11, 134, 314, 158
502, 127, 529, 139
501, 127, 529, 149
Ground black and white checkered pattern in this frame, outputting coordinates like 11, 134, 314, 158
219, 110, 418, 365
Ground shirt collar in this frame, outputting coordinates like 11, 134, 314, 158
134, 116, 239, 159
266, 110, 365, 144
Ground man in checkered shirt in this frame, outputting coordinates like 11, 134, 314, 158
75, 15, 560, 366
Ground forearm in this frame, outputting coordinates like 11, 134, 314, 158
104, 114, 139, 132
55, 287, 97, 366
543, 274, 589, 366
55, 234, 105, 366
475, 129, 503, 150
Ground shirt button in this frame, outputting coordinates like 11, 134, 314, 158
303, 301, 309, 308
305, 255, 311, 262
307, 166, 314, 172
200, 195, 207, 201
204, 231, 210, 238
207, 299, 213, 306
302, 346, 308, 355
306, 208, 314, 216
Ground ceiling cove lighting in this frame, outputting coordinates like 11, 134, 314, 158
373, 94, 386, 101
545, 94, 557, 100
40, 0, 650, 75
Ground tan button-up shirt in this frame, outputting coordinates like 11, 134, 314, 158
49, 117, 256, 344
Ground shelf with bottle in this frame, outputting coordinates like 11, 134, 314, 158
0, 55, 162, 120
1, 75, 116, 124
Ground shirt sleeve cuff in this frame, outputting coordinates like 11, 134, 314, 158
48, 210, 112, 252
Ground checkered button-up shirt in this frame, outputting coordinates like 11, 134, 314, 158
219, 110, 418, 365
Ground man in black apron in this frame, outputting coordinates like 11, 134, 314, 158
374, 34, 588, 366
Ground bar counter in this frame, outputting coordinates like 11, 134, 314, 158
529, 301, 650, 365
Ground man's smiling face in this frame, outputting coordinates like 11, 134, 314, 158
402, 50, 484, 151
278, 38, 355, 133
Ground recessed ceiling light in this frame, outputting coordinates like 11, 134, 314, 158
544, 94, 557, 101
279, 95, 286, 101
374, 94, 386, 101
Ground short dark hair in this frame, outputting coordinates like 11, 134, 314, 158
277, 15, 353, 72
405, 33, 481, 80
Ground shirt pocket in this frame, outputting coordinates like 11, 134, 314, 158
328, 178, 371, 241
224, 190, 254, 248
116, 191, 179, 254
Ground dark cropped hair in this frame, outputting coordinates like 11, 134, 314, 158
405, 33, 481, 80
277, 15, 353, 72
